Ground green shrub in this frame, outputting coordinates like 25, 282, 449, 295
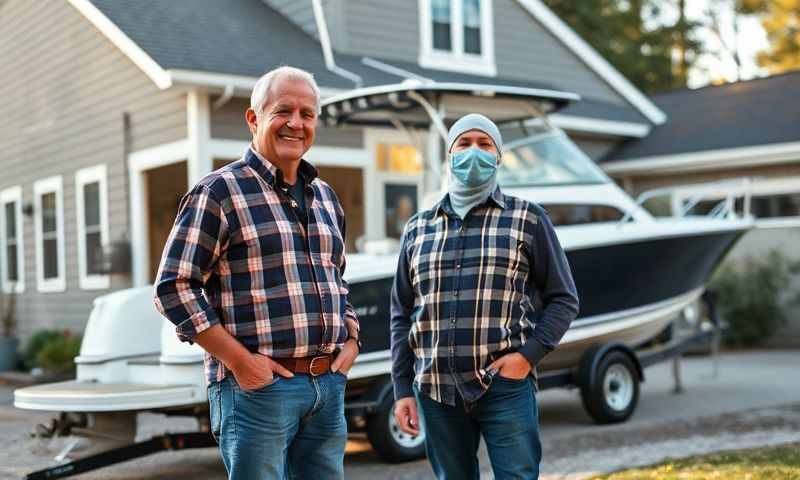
709, 250, 800, 346
22, 329, 82, 372
35, 333, 82, 374
21, 329, 64, 370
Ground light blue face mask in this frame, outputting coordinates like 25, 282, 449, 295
451, 147, 497, 187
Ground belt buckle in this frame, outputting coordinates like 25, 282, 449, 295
308, 356, 328, 376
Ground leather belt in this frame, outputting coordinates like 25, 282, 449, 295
274, 355, 332, 376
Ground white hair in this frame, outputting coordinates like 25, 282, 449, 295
250, 66, 321, 116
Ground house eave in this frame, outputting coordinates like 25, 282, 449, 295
514, 0, 667, 126
602, 141, 800, 176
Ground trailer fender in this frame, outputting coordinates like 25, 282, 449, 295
577, 342, 644, 389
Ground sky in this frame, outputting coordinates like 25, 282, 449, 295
685, 3, 770, 88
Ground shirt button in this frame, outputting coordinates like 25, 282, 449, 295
454, 290, 459, 297
455, 263, 461, 269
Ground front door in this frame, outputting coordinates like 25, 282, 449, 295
145, 162, 188, 282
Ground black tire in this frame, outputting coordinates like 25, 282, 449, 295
580, 350, 640, 424
366, 394, 427, 463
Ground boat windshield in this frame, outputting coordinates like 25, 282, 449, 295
497, 130, 609, 187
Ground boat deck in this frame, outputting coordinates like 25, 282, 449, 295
14, 380, 205, 412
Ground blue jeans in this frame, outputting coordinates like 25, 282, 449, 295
415, 376, 542, 480
208, 372, 348, 480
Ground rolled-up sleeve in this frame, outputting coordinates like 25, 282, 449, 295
390, 231, 416, 400
519, 209, 580, 366
153, 184, 228, 342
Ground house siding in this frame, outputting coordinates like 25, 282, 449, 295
0, 0, 187, 338
493, 0, 624, 106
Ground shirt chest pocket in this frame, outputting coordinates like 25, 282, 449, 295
314, 219, 344, 268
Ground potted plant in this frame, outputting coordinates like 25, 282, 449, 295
0, 288, 19, 371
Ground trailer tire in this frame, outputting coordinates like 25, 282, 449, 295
366, 394, 426, 463
580, 350, 639, 424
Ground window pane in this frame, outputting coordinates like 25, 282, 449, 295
42, 192, 57, 233
376, 144, 422, 173
6, 245, 17, 282
463, 0, 481, 54
86, 231, 103, 275
385, 185, 418, 239
544, 204, 625, 226
44, 238, 58, 279
4, 202, 15, 238
751, 193, 800, 218
83, 181, 100, 227
432, 0, 452, 50
464, 26, 481, 54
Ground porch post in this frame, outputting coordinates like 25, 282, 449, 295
187, 89, 213, 185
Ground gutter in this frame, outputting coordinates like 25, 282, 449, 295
312, 0, 363, 88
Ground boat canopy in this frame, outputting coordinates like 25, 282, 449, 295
319, 81, 579, 136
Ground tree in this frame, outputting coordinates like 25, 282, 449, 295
745, 0, 800, 73
543, 0, 705, 92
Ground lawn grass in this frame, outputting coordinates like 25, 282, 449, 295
593, 442, 800, 479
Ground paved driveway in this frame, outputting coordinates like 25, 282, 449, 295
1, 350, 798, 479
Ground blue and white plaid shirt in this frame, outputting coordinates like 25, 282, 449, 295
154, 148, 358, 385
391, 187, 578, 406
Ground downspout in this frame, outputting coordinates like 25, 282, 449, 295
312, 0, 362, 88
212, 84, 235, 110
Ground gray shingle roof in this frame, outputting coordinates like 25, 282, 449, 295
604, 71, 800, 162
89, 0, 648, 126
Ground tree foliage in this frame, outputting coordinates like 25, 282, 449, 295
543, 0, 705, 92
743, 0, 800, 73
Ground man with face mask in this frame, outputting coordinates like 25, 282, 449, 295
390, 114, 579, 479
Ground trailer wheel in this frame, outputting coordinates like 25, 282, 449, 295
366, 394, 426, 463
580, 350, 639, 424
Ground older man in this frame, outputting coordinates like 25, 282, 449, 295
390, 114, 579, 479
154, 66, 360, 480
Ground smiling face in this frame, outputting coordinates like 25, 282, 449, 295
246, 78, 318, 171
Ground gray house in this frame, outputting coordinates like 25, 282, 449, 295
0, 0, 664, 338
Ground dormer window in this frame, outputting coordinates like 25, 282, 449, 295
420, 0, 496, 76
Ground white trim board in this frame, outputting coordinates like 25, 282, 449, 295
544, 115, 650, 138
33, 176, 66, 293
75, 165, 111, 291
514, 0, 666, 125
0, 186, 25, 294
603, 141, 800, 176
128, 140, 191, 286
67, 0, 172, 89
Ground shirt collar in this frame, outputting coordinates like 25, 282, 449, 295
246, 145, 319, 189
435, 185, 507, 217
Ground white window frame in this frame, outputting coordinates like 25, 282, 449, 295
75, 165, 110, 290
34, 176, 66, 293
364, 129, 426, 240
419, 0, 497, 77
0, 186, 25, 294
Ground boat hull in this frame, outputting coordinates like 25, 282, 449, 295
350, 228, 744, 375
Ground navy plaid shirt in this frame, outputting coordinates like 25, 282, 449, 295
391, 187, 578, 406
154, 148, 358, 384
